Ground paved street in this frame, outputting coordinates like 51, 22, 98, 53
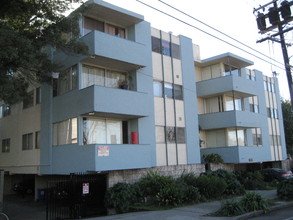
250, 206, 293, 220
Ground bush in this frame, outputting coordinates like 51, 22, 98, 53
202, 153, 224, 164
219, 199, 244, 216
195, 175, 227, 199
176, 174, 202, 203
137, 171, 174, 198
204, 169, 245, 196
105, 182, 136, 213
155, 182, 182, 206
277, 178, 293, 200
235, 171, 267, 190
219, 192, 268, 216
241, 192, 269, 212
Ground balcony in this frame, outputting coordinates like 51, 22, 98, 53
52, 144, 153, 174
196, 75, 258, 98
198, 111, 263, 130
54, 30, 147, 72
52, 85, 150, 122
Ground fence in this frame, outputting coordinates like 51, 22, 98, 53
46, 173, 107, 220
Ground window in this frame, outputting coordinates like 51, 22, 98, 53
166, 127, 175, 143
53, 65, 77, 97
36, 87, 41, 104
249, 96, 259, 113
205, 96, 223, 113
35, 131, 40, 149
83, 118, 122, 145
246, 69, 256, 81
53, 118, 77, 146
22, 133, 33, 150
174, 85, 183, 100
225, 96, 243, 111
151, 37, 161, 53
83, 17, 104, 35
153, 81, 163, 97
106, 24, 125, 38
82, 65, 127, 90
2, 138, 10, 153
161, 40, 171, 56
227, 128, 246, 146
176, 127, 185, 143
252, 128, 262, 146
224, 64, 240, 77
171, 43, 180, 59
23, 91, 34, 109
164, 83, 173, 98
0, 104, 10, 118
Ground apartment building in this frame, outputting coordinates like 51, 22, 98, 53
0, 0, 287, 193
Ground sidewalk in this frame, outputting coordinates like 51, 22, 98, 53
85, 190, 293, 220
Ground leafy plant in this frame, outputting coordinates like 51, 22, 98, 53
240, 192, 269, 212
195, 175, 227, 199
202, 153, 224, 164
277, 178, 293, 200
155, 183, 182, 206
219, 199, 244, 216
105, 182, 136, 213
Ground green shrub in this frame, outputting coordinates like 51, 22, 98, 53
219, 199, 244, 216
235, 171, 267, 190
195, 175, 227, 199
241, 192, 269, 212
204, 169, 245, 196
155, 182, 182, 206
176, 175, 202, 203
137, 171, 174, 198
202, 153, 224, 164
277, 178, 293, 200
105, 182, 136, 213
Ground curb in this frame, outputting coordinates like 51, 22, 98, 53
236, 201, 293, 220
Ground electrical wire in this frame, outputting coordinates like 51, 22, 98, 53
135, 0, 285, 70
157, 0, 285, 67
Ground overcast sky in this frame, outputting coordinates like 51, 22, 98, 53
90, 0, 292, 99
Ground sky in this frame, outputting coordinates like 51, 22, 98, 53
77, 0, 293, 99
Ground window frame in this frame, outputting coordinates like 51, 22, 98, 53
22, 133, 33, 150
2, 138, 10, 153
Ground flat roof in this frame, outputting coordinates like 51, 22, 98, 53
195, 52, 254, 68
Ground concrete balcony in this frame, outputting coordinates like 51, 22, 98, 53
198, 111, 264, 130
52, 85, 150, 122
196, 75, 258, 98
52, 144, 152, 174
54, 30, 147, 72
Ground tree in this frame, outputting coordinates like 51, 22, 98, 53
0, 0, 88, 104
281, 99, 293, 157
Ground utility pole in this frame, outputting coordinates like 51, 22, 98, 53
254, 0, 293, 110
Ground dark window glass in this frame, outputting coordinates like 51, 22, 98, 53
122, 121, 128, 144
35, 131, 40, 149
174, 85, 183, 100
151, 37, 161, 53
84, 17, 104, 35
166, 127, 175, 143
36, 87, 41, 104
267, 108, 271, 117
22, 133, 33, 150
171, 43, 180, 59
23, 91, 34, 109
161, 40, 171, 56
164, 83, 173, 98
176, 127, 185, 143
1, 104, 11, 117
2, 138, 10, 153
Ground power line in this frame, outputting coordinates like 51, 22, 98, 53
135, 0, 285, 70
158, 0, 285, 67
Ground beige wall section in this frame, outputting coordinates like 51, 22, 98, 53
175, 100, 185, 127
202, 66, 211, 80
165, 99, 175, 126
173, 59, 183, 85
161, 31, 170, 41
163, 56, 173, 83
152, 52, 163, 81
0, 99, 41, 174
197, 97, 204, 114
171, 35, 180, 44
177, 144, 187, 164
156, 144, 167, 166
193, 44, 201, 62
167, 144, 177, 165
154, 97, 165, 126
195, 66, 202, 82
151, 27, 160, 38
